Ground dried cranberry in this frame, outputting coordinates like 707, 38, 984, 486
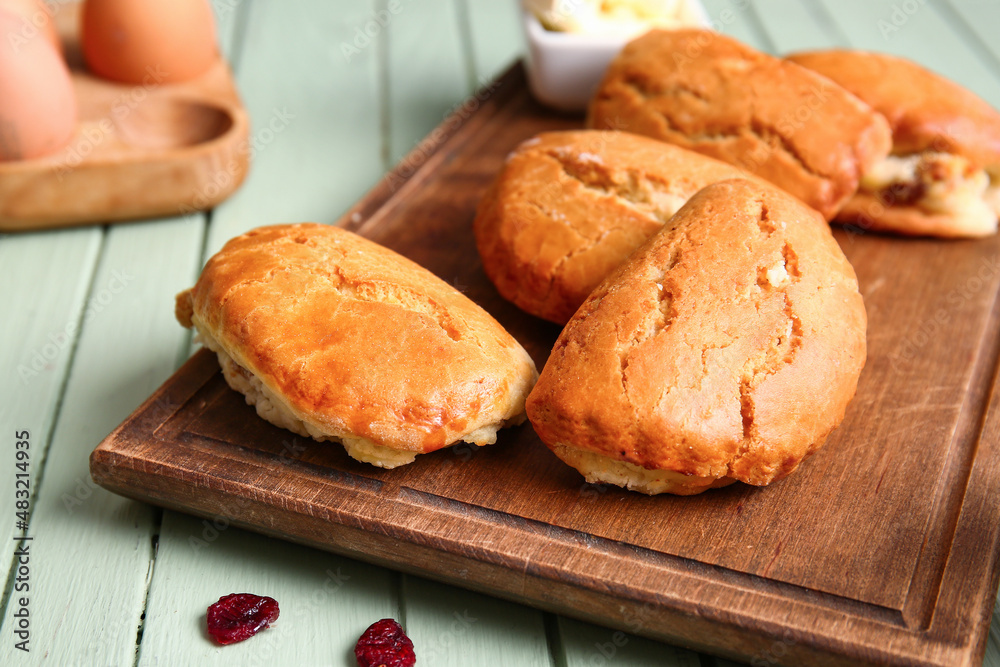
355, 618, 416, 667
206, 593, 279, 645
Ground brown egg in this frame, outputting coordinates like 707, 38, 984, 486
81, 0, 219, 84
0, 0, 61, 53
0, 9, 76, 161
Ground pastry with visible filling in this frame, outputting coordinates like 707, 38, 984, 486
787, 49, 1000, 238
526, 180, 867, 495
587, 29, 893, 221
474, 130, 770, 324
175, 223, 538, 468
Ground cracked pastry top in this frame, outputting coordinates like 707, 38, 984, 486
526, 180, 867, 495
586, 29, 893, 221
475, 130, 771, 325
787, 49, 1000, 238
175, 223, 538, 469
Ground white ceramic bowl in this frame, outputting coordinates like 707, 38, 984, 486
522, 2, 711, 113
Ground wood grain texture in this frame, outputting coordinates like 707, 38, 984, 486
137, 513, 398, 667
0, 229, 101, 547
800, 6, 1000, 659
203, 0, 384, 256
0, 217, 204, 666
90, 62, 1000, 666
2, 2, 996, 665
386, 0, 469, 165
404, 576, 551, 667
0, 5, 249, 231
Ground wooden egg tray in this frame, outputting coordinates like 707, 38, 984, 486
0, 3, 249, 231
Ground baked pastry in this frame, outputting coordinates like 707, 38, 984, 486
526, 180, 866, 495
787, 49, 1000, 238
475, 130, 770, 324
587, 29, 893, 220
175, 223, 538, 468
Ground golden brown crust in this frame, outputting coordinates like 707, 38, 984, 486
474, 130, 771, 324
177, 223, 538, 458
175, 289, 194, 328
586, 29, 892, 220
786, 50, 1000, 169
526, 180, 867, 491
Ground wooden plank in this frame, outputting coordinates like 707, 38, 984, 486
404, 577, 551, 666
386, 0, 469, 165
912, 5, 1000, 656
946, 0, 1000, 72
559, 617, 702, 667
923, 289, 1000, 664
136, 513, 397, 666
0, 217, 203, 665
461, 0, 524, 82
204, 0, 384, 257
89, 62, 1000, 666
0, 229, 101, 548
799, 49, 1000, 664
750, 0, 842, 52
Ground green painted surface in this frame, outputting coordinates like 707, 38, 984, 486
1, 1, 998, 665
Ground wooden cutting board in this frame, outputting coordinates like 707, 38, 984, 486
90, 63, 1000, 667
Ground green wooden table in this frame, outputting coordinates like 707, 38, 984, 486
2, 0, 1000, 664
